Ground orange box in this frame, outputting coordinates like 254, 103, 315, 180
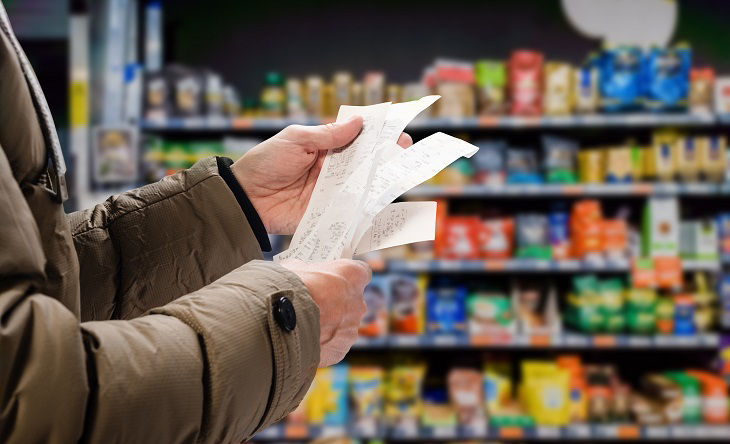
654, 256, 683, 289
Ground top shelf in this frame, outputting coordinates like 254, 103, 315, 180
140, 112, 728, 132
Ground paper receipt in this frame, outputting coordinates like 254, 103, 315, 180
275, 96, 479, 262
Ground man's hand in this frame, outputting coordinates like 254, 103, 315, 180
231, 116, 413, 234
279, 258, 371, 367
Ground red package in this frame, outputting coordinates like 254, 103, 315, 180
571, 200, 603, 257
508, 50, 544, 116
439, 217, 481, 259
654, 256, 683, 290
479, 218, 515, 259
601, 219, 628, 256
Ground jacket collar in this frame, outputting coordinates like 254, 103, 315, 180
0, 3, 67, 202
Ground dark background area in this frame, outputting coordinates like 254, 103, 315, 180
162, 0, 730, 99
6, 0, 730, 131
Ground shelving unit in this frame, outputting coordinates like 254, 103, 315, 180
255, 422, 730, 441
353, 332, 721, 349
385, 258, 721, 273
139, 110, 730, 442
404, 182, 730, 198
140, 112, 727, 133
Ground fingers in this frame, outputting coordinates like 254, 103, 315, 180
397, 132, 413, 148
334, 258, 372, 288
301, 115, 364, 151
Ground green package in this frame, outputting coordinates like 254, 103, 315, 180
663, 372, 702, 424
598, 278, 625, 314
626, 308, 656, 334
573, 275, 599, 295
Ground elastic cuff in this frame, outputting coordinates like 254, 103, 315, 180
216, 156, 271, 252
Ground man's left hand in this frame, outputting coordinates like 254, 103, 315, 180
231, 116, 413, 234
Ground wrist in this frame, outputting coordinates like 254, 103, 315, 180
217, 157, 272, 251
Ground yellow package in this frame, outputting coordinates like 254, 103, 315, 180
604, 146, 634, 183
306, 76, 324, 117
578, 149, 604, 183
385, 364, 426, 426
630, 145, 646, 181
544, 62, 574, 115
322, 83, 336, 118
483, 360, 512, 414
332, 72, 353, 110
676, 136, 701, 182
308, 369, 338, 424
698, 135, 727, 183
307, 366, 349, 425
350, 366, 385, 426
648, 130, 678, 181
521, 361, 571, 426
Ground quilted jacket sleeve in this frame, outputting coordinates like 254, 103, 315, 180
67, 156, 265, 321
1, 148, 319, 443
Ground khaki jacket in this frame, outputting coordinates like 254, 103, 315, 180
0, 4, 318, 443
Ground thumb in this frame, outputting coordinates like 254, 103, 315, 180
306, 115, 363, 150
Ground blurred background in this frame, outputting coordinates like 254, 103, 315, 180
9, 0, 730, 442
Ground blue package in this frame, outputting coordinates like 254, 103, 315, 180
427, 285, 467, 334
598, 46, 643, 112
719, 275, 730, 329
717, 213, 730, 248
548, 210, 570, 253
506, 148, 542, 184
642, 45, 691, 111
325, 364, 350, 426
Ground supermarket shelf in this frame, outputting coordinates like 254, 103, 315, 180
255, 423, 730, 441
140, 112, 722, 132
352, 333, 722, 349
386, 258, 721, 273
405, 183, 730, 198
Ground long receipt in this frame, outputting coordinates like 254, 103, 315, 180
275, 96, 479, 262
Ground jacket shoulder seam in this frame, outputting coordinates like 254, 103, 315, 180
72, 174, 222, 238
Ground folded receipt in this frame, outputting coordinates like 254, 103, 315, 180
275, 96, 479, 263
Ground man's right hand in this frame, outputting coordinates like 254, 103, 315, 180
279, 259, 371, 367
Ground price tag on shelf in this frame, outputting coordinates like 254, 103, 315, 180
563, 334, 590, 347
284, 424, 308, 439
321, 425, 346, 437
529, 334, 551, 346
443, 185, 464, 195
462, 421, 487, 437
431, 425, 457, 438
498, 426, 524, 439
536, 426, 560, 438
566, 424, 591, 438
484, 260, 506, 271
616, 425, 640, 439
594, 425, 618, 438
440, 260, 462, 271
392, 335, 420, 347
394, 422, 418, 438
257, 426, 281, 439
432, 335, 459, 346
477, 115, 499, 127
354, 420, 377, 437
670, 425, 694, 438
645, 426, 670, 439
593, 335, 617, 347
627, 335, 652, 347
561, 185, 583, 195
701, 332, 720, 346
231, 117, 253, 129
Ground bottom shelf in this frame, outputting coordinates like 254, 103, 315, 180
254, 423, 730, 441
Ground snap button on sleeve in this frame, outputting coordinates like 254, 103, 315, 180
273, 296, 296, 332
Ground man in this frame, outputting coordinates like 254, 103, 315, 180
0, 4, 412, 443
